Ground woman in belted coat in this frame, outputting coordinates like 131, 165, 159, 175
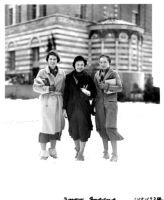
33, 50, 65, 160
63, 56, 97, 161
94, 54, 124, 162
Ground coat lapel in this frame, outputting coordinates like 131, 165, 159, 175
104, 68, 113, 81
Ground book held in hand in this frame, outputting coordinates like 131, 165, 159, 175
104, 78, 116, 94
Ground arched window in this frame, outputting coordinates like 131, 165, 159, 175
119, 32, 128, 42
8, 41, 15, 70
30, 37, 40, 78
131, 34, 138, 44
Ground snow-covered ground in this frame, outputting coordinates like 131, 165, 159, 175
1, 99, 164, 200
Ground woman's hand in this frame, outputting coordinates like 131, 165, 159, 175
99, 82, 108, 90
63, 109, 67, 118
49, 85, 56, 92
81, 88, 91, 96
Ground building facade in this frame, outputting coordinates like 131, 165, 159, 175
5, 4, 152, 95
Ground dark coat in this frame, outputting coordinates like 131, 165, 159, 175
63, 70, 97, 132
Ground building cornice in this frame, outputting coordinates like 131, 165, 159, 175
5, 13, 94, 36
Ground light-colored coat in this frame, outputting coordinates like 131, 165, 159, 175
33, 66, 65, 135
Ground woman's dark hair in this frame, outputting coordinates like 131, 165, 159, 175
73, 55, 87, 68
99, 54, 111, 64
46, 50, 60, 63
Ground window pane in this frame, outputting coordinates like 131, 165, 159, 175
9, 8, 13, 25
32, 47, 39, 68
32, 5, 36, 19
40, 5, 47, 17
18, 5, 21, 23
9, 51, 15, 69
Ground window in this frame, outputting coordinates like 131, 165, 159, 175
27, 5, 37, 20
40, 5, 47, 17
132, 10, 139, 25
119, 32, 128, 42
16, 5, 22, 23
9, 51, 15, 69
32, 5, 36, 19
18, 5, 21, 23
32, 47, 39, 79
80, 4, 86, 19
32, 47, 39, 67
9, 8, 13, 25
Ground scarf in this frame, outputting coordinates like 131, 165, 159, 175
72, 70, 87, 88
49, 66, 58, 77
99, 68, 109, 82
98, 68, 115, 82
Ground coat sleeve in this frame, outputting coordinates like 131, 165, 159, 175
63, 75, 69, 109
88, 75, 97, 99
108, 71, 122, 93
61, 71, 66, 94
33, 70, 50, 94
94, 72, 100, 91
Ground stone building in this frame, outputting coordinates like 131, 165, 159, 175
5, 4, 152, 96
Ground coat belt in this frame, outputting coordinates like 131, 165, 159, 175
50, 91, 62, 96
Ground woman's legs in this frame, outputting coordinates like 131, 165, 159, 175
49, 140, 57, 158
102, 138, 108, 152
79, 141, 86, 155
39, 133, 49, 159
40, 142, 46, 151
110, 140, 118, 162
39, 133, 60, 159
74, 140, 80, 158
76, 141, 86, 161
74, 140, 80, 151
50, 139, 56, 149
40, 143, 49, 159
102, 138, 109, 159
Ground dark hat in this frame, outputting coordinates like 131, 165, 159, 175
99, 54, 111, 64
73, 55, 87, 68
46, 50, 60, 63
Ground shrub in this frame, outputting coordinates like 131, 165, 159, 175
143, 76, 160, 103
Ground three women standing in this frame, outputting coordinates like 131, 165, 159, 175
33, 51, 123, 162
94, 55, 124, 162
33, 50, 65, 160
63, 56, 97, 161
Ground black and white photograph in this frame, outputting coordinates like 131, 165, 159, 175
1, 1, 163, 200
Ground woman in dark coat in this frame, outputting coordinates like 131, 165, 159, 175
94, 54, 124, 162
63, 56, 97, 161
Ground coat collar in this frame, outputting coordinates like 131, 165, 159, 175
103, 68, 113, 80
95, 68, 114, 81
45, 66, 63, 75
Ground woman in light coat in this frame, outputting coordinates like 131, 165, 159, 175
94, 54, 124, 162
33, 50, 65, 160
